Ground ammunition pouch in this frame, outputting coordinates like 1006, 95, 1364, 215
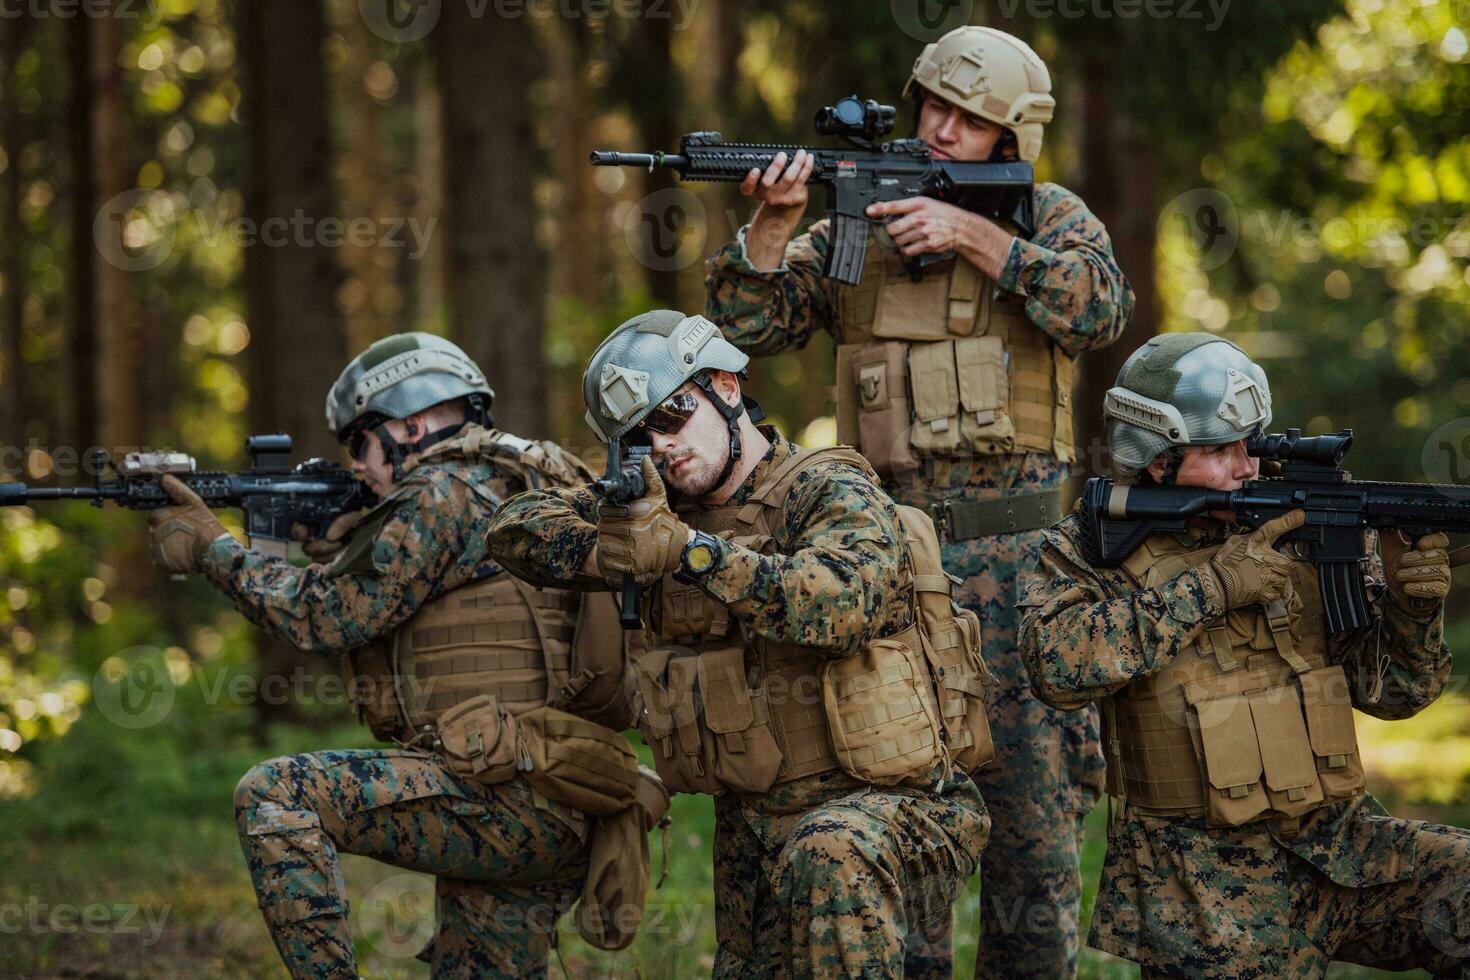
822, 624, 945, 785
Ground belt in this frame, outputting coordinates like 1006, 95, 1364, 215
929, 488, 1065, 542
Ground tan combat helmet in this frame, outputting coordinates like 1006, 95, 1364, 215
903, 26, 1056, 163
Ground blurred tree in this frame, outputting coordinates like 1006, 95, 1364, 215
1, 16, 32, 437
62, 13, 98, 453
240, 0, 347, 733
439, 4, 548, 435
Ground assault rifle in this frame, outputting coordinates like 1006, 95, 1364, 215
590, 95, 1035, 286
1079, 428, 1470, 634
0, 434, 375, 557
591, 438, 653, 630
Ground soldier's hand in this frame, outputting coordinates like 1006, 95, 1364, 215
290, 511, 364, 561
148, 474, 228, 575
1379, 530, 1451, 608
1205, 509, 1305, 609
596, 456, 691, 587
740, 149, 814, 215
867, 196, 971, 257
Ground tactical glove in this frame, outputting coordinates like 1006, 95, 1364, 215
148, 475, 228, 575
596, 456, 690, 587
1202, 509, 1305, 610
291, 510, 364, 561
1379, 530, 1451, 609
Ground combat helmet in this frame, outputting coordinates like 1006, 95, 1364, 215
1104, 333, 1272, 481
584, 310, 759, 488
326, 332, 493, 473
903, 26, 1055, 163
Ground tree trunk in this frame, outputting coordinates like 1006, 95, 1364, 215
1071, 50, 1159, 479
412, 62, 446, 331
240, 0, 348, 736
63, 12, 98, 453
439, 6, 547, 436
1, 17, 31, 440
548, 20, 606, 307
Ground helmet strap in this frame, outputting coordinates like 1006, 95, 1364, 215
372, 419, 468, 482
691, 372, 746, 491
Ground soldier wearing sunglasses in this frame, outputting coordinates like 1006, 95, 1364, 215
489, 309, 992, 977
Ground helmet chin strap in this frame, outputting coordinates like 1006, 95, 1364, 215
690, 373, 747, 491
372, 419, 469, 482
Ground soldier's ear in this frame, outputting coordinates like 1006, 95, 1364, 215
1145, 453, 1169, 483
709, 370, 741, 407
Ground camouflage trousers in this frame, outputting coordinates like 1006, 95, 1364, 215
1108, 810, 1470, 979
233, 748, 588, 979
945, 524, 1106, 979
709, 778, 990, 979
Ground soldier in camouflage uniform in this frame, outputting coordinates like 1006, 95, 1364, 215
147, 333, 648, 979
487, 310, 993, 978
1020, 333, 1470, 978
704, 25, 1131, 978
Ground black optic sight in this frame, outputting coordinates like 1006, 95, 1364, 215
814, 96, 897, 142
1245, 427, 1354, 468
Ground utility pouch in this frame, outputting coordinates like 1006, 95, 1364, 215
436, 695, 520, 785
848, 342, 918, 476
1299, 665, 1366, 802
929, 606, 995, 773
343, 643, 404, 742
698, 645, 783, 794
822, 626, 944, 785
955, 335, 1016, 455
575, 766, 671, 952
635, 648, 722, 795
872, 256, 952, 341
1186, 687, 1269, 827
907, 341, 963, 457
1249, 685, 1324, 818
518, 706, 640, 818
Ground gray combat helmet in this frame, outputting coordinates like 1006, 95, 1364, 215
585, 310, 755, 490
1104, 333, 1272, 480
326, 332, 493, 440
583, 310, 749, 441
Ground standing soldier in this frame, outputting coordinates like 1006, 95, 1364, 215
146, 333, 663, 979
1021, 333, 1470, 977
487, 310, 994, 978
704, 25, 1132, 977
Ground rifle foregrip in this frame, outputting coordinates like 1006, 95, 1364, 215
619, 574, 642, 630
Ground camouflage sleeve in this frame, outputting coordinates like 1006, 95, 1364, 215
1332, 543, 1451, 720
697, 462, 909, 654
703, 219, 841, 355
1018, 517, 1226, 711
199, 473, 489, 653
998, 183, 1134, 357
484, 486, 606, 592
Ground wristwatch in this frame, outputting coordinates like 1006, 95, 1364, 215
674, 530, 723, 584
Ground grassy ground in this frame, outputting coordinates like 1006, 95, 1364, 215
4, 690, 1468, 979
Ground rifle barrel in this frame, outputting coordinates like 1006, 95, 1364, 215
589, 150, 689, 169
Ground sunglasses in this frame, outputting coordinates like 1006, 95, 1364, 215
625, 390, 701, 447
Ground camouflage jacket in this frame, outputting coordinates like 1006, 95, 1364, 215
202, 445, 527, 653
703, 182, 1133, 505
1018, 513, 1449, 895
487, 429, 921, 827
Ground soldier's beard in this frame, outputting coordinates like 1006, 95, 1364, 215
662, 441, 732, 499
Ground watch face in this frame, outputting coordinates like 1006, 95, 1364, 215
687, 542, 717, 572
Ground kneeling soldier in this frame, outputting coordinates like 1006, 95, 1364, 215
487, 309, 994, 977
147, 333, 663, 979
1020, 333, 1469, 978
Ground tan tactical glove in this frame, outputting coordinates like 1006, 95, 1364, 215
596, 456, 690, 587
1379, 530, 1451, 608
1202, 509, 1306, 610
290, 511, 364, 561
148, 474, 228, 575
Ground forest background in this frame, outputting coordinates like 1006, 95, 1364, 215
1, 0, 1468, 976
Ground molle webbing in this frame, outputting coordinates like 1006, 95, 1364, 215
400, 575, 578, 726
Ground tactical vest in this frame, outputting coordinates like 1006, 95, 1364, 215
633, 443, 994, 797
832, 237, 1076, 478
1102, 531, 1367, 829
341, 427, 630, 744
